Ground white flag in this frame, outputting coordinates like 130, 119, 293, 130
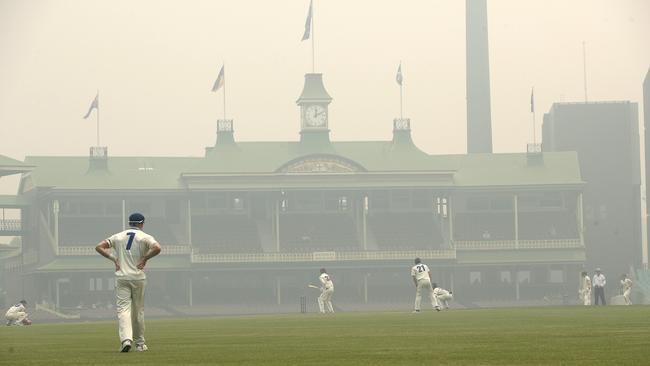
83, 93, 99, 119
396, 64, 403, 86
530, 87, 535, 113
212, 65, 225, 92
301, 0, 313, 41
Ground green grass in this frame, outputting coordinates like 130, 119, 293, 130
1, 306, 649, 365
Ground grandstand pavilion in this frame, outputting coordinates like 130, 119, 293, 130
1, 74, 586, 313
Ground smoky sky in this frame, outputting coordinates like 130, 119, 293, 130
0, 0, 649, 195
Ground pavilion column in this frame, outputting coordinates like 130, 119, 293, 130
363, 273, 369, 303
448, 196, 454, 248
578, 193, 584, 246
275, 198, 280, 252
187, 199, 192, 246
514, 194, 519, 249
122, 199, 126, 230
515, 268, 521, 301
188, 275, 193, 307
362, 196, 368, 250
53, 200, 59, 248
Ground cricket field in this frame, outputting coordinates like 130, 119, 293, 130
1, 306, 648, 365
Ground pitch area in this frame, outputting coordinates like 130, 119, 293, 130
1, 306, 649, 365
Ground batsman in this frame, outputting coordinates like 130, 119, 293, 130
317, 268, 335, 314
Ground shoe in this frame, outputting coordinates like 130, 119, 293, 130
120, 340, 132, 353
412, 310, 420, 313
135, 344, 148, 352
435, 306, 441, 312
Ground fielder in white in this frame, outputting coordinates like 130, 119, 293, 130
5, 300, 29, 326
411, 258, 439, 312
431, 283, 453, 310
318, 268, 334, 314
620, 274, 633, 305
96, 213, 161, 353
579, 271, 592, 306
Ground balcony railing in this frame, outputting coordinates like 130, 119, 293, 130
191, 249, 456, 263
0, 219, 21, 231
57, 245, 191, 256
454, 239, 583, 250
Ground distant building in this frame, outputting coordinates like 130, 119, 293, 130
0, 74, 586, 312
466, 0, 493, 154
542, 101, 641, 273
643, 68, 650, 266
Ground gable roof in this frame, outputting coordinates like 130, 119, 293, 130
22, 142, 583, 191
0, 154, 33, 177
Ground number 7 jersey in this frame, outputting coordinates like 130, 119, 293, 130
106, 227, 157, 280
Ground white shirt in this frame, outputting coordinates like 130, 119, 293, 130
582, 276, 592, 291
621, 278, 632, 291
319, 273, 333, 290
106, 227, 158, 280
411, 263, 431, 281
433, 287, 451, 297
5, 303, 25, 317
593, 273, 606, 288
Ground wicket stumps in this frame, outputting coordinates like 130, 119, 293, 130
300, 296, 307, 313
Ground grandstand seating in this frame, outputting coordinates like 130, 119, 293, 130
368, 212, 444, 249
192, 215, 261, 253
518, 211, 579, 239
452, 212, 515, 241
59, 217, 122, 246
279, 213, 359, 251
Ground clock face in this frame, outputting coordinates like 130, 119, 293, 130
217, 120, 233, 132
395, 119, 409, 130
304, 105, 327, 127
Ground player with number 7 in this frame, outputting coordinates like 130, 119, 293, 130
96, 213, 161, 353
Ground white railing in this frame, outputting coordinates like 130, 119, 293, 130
454, 239, 583, 250
0, 219, 21, 231
57, 245, 191, 256
191, 249, 456, 263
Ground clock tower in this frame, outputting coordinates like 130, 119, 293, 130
296, 73, 332, 144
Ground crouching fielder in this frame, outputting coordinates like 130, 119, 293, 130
318, 268, 334, 314
432, 283, 453, 310
579, 271, 592, 306
5, 300, 28, 326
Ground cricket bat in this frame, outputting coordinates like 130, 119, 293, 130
308, 284, 320, 289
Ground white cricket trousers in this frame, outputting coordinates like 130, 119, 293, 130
414, 279, 436, 310
623, 289, 632, 305
436, 294, 453, 309
116, 278, 146, 346
582, 289, 592, 306
318, 288, 334, 313
5, 311, 27, 324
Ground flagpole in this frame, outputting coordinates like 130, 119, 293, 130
223, 62, 226, 120
399, 62, 403, 120
582, 41, 588, 102
311, 1, 315, 73
531, 87, 536, 145
96, 90, 100, 146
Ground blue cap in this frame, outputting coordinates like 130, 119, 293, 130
128, 213, 145, 224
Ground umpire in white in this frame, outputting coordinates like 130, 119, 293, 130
96, 213, 161, 352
